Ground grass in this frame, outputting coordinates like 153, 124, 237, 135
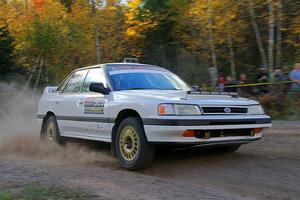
0, 184, 91, 200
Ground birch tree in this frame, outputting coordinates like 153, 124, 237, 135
208, 0, 218, 86
227, 27, 236, 81
275, 0, 282, 68
90, 0, 100, 64
268, 0, 275, 79
246, 0, 268, 67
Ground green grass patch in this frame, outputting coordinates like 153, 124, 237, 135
0, 184, 91, 200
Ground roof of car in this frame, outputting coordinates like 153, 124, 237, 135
73, 62, 167, 72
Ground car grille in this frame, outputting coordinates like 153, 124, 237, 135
201, 107, 248, 114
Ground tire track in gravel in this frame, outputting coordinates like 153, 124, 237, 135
1, 120, 300, 199
0, 156, 250, 200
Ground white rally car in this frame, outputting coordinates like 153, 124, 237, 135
38, 62, 271, 170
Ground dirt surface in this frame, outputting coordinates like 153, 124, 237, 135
0, 120, 299, 200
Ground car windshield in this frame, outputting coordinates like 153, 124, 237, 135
109, 71, 191, 91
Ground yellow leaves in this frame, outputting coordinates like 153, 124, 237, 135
39, 0, 67, 21
126, 28, 137, 37
288, 15, 300, 47
172, 0, 247, 62
123, 0, 159, 57
127, 0, 142, 10
125, 0, 157, 33
228, 13, 236, 20
97, 3, 126, 62
0, 0, 75, 72
292, 16, 300, 33
107, 5, 117, 11
70, 0, 92, 28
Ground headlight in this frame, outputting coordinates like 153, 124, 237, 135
247, 105, 265, 115
158, 104, 201, 115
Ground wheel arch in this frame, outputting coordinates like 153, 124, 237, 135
41, 111, 56, 135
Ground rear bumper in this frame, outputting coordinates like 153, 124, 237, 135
143, 115, 271, 144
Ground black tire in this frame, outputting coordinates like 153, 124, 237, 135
115, 117, 155, 170
214, 144, 241, 153
41, 115, 64, 145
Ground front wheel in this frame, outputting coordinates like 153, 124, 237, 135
115, 117, 155, 170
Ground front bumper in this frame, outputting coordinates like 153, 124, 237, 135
143, 115, 271, 144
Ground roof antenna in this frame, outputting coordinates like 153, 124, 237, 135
123, 58, 139, 63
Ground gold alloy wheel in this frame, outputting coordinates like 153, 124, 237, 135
119, 126, 139, 161
46, 121, 57, 144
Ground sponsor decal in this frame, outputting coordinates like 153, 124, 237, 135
84, 97, 105, 114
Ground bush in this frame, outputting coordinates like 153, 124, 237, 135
260, 94, 300, 119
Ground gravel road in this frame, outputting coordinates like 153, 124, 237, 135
0, 120, 300, 200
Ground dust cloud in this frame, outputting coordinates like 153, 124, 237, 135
0, 82, 114, 165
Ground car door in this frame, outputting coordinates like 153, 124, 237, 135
80, 67, 110, 140
55, 69, 89, 135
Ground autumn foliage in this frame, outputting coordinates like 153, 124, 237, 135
0, 0, 299, 86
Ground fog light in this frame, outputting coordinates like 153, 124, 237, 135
183, 130, 196, 137
204, 131, 211, 139
254, 128, 262, 134
251, 128, 262, 137
250, 129, 255, 137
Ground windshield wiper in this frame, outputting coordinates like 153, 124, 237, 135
187, 90, 201, 94
127, 88, 180, 90
127, 88, 149, 90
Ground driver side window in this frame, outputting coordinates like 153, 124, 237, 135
82, 68, 107, 93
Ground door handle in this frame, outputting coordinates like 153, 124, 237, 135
54, 101, 60, 104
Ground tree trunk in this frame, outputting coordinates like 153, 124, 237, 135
91, 0, 100, 64
268, 0, 275, 80
23, 49, 43, 90
227, 27, 237, 82
247, 0, 268, 67
43, 58, 49, 85
275, 0, 282, 69
33, 57, 44, 97
44, 65, 48, 85
208, 0, 218, 87
24, 0, 28, 14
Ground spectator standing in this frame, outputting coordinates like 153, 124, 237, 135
282, 66, 291, 92
224, 76, 237, 93
271, 68, 286, 97
289, 63, 300, 90
218, 75, 225, 92
256, 67, 269, 94
239, 74, 252, 97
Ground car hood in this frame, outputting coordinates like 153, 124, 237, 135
112, 90, 258, 106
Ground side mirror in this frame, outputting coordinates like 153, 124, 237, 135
89, 83, 110, 94
191, 85, 200, 92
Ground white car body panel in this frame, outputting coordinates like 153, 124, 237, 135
37, 63, 272, 146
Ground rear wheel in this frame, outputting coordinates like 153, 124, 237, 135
41, 115, 64, 145
115, 117, 155, 170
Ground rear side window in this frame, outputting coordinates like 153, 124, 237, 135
82, 68, 107, 93
57, 73, 73, 92
63, 70, 88, 93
